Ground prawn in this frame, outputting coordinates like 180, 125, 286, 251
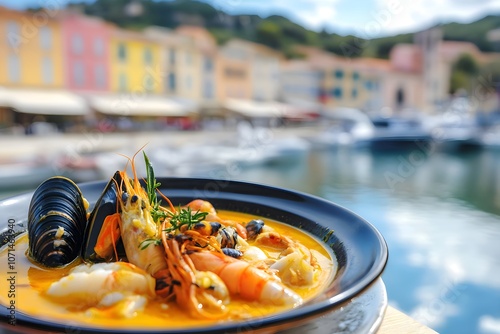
45, 262, 155, 318
189, 250, 303, 307
94, 150, 229, 319
160, 224, 229, 319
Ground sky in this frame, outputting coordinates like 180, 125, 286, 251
2, 0, 500, 37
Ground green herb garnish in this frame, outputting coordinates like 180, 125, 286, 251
164, 207, 208, 233
139, 238, 162, 250
143, 151, 168, 223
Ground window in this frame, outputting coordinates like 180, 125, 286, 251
185, 75, 192, 90
334, 69, 344, 79
185, 52, 192, 65
39, 27, 51, 50
331, 87, 343, 99
74, 61, 85, 86
204, 57, 213, 72
72, 34, 84, 55
352, 88, 358, 99
203, 80, 214, 99
365, 80, 373, 90
6, 21, 20, 50
169, 48, 175, 65
167, 72, 176, 91
94, 38, 104, 57
224, 67, 245, 78
94, 63, 105, 88
352, 71, 360, 81
119, 72, 128, 91
144, 47, 153, 65
117, 43, 127, 61
144, 74, 155, 92
7, 54, 21, 82
42, 57, 53, 84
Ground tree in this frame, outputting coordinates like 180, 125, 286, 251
255, 21, 282, 49
453, 53, 479, 76
449, 53, 480, 94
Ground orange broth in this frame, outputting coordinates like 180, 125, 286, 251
0, 211, 335, 330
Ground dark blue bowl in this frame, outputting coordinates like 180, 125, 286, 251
0, 178, 388, 333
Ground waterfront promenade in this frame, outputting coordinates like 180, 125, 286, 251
0, 126, 321, 162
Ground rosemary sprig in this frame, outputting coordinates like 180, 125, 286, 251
139, 238, 162, 250
143, 151, 168, 223
164, 207, 208, 233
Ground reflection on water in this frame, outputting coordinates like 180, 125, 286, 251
222, 149, 500, 334
1, 148, 500, 333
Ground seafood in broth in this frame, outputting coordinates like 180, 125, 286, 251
0, 151, 336, 329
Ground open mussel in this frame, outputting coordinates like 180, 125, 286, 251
81, 171, 123, 262
28, 176, 88, 268
216, 226, 239, 249
246, 219, 265, 240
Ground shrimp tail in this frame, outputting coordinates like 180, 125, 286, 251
189, 251, 303, 307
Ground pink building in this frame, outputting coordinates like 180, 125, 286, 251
60, 12, 112, 92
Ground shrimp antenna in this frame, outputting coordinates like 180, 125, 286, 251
157, 188, 176, 212
116, 143, 149, 191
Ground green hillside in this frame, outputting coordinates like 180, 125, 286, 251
66, 0, 500, 58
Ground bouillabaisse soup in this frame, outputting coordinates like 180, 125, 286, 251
0, 211, 335, 330
0, 153, 337, 330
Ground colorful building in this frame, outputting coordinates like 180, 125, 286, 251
0, 7, 64, 88
250, 42, 282, 101
59, 11, 112, 92
218, 39, 253, 101
280, 60, 321, 105
176, 26, 219, 103
297, 47, 387, 111
110, 28, 162, 94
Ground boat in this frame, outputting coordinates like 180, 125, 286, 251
359, 115, 433, 151
308, 108, 375, 149
481, 125, 500, 151
428, 97, 483, 152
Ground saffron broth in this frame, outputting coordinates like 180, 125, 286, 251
0, 211, 336, 330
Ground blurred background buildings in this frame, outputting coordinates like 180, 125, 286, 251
0, 3, 499, 134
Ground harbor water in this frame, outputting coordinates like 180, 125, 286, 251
1, 143, 500, 334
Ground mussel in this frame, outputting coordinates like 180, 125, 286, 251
216, 226, 238, 249
28, 176, 88, 267
192, 221, 221, 236
222, 248, 242, 258
246, 219, 265, 240
81, 171, 123, 262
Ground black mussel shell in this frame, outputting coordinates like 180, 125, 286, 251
246, 219, 265, 240
81, 171, 124, 262
29, 214, 81, 267
222, 248, 242, 258
217, 226, 238, 249
28, 176, 87, 267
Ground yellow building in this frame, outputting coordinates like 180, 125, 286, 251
297, 46, 388, 111
0, 7, 64, 88
110, 28, 162, 94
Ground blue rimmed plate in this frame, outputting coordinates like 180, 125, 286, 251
0, 178, 388, 333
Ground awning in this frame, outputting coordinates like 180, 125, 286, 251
0, 87, 8, 107
3, 89, 88, 115
224, 99, 284, 118
89, 95, 196, 117
224, 99, 319, 120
